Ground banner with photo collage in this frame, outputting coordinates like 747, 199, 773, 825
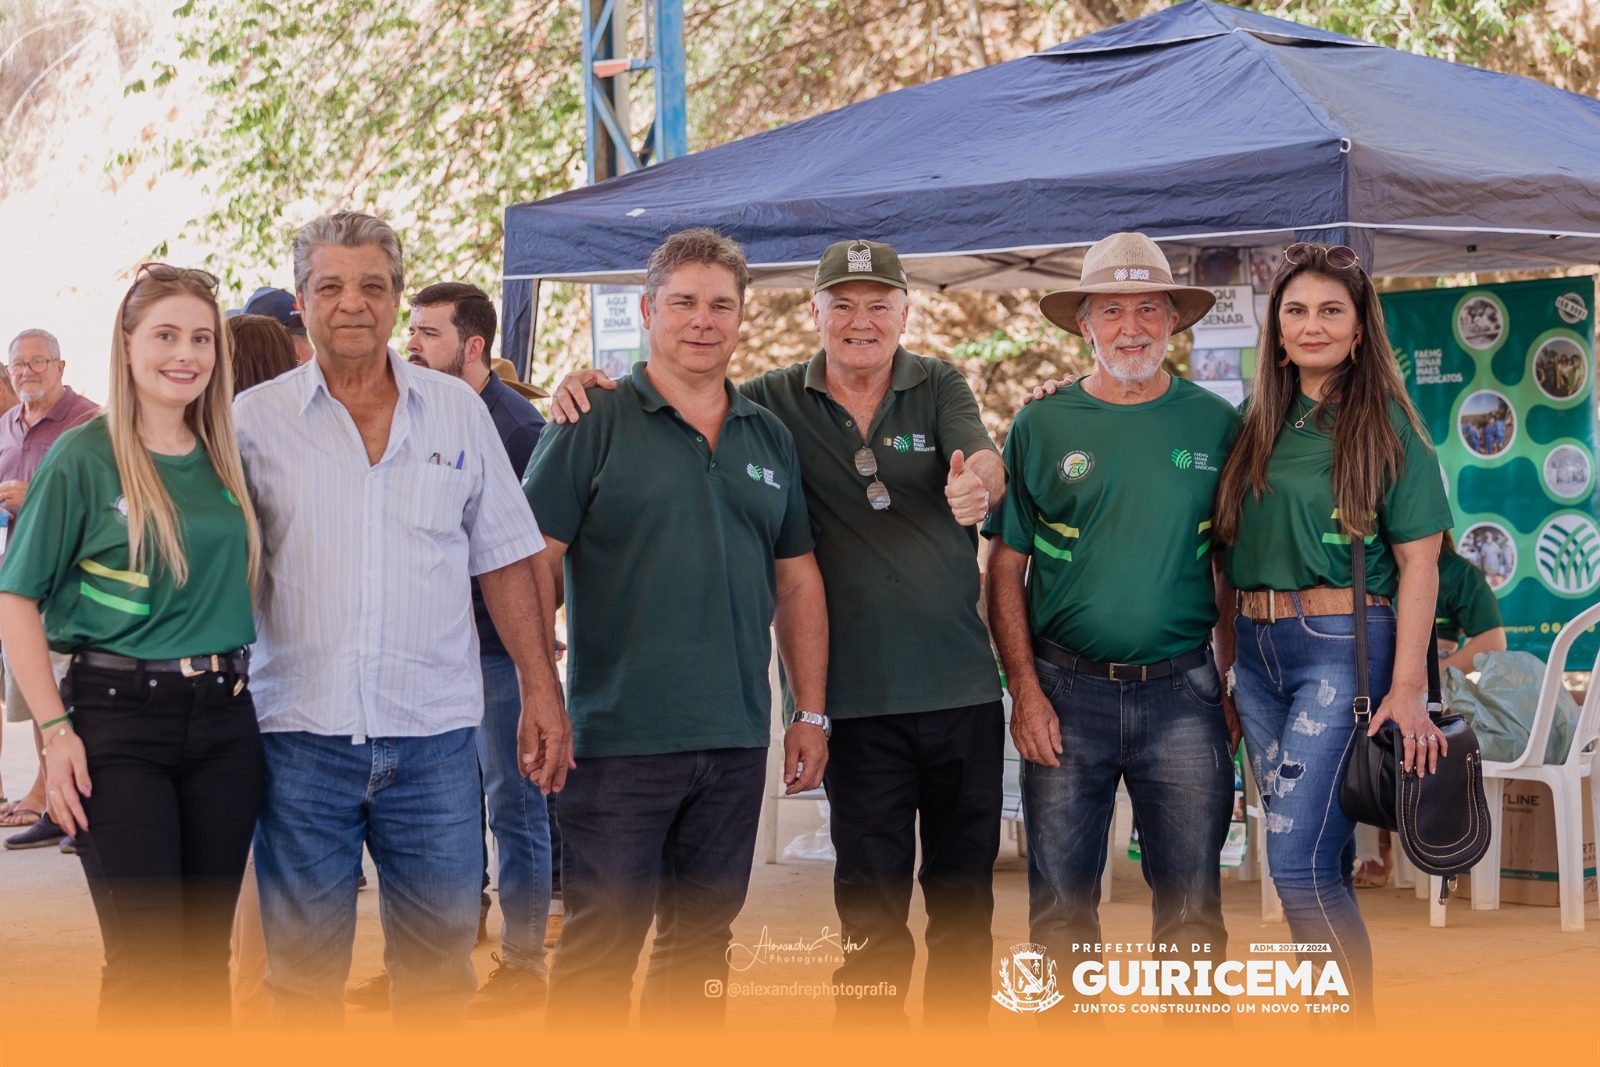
1382, 277, 1599, 663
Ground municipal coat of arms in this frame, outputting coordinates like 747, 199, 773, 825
993, 942, 1064, 1013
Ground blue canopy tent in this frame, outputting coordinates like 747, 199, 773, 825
501, 0, 1600, 371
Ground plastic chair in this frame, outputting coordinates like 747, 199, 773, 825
1470, 600, 1600, 932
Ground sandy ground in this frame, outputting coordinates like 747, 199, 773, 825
2, 715, 1596, 1040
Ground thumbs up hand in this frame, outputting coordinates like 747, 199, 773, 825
945, 449, 989, 527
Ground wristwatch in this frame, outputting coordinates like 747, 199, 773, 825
791, 709, 831, 739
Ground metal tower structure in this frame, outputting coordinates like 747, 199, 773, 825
581, 0, 687, 183
578, 0, 686, 376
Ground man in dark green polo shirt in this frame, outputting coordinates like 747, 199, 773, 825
523, 229, 828, 1030
1436, 533, 1506, 673
986, 232, 1241, 1011
549, 239, 1007, 1028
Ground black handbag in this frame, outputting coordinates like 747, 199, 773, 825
1337, 538, 1492, 901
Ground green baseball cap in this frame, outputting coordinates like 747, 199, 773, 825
813, 239, 909, 293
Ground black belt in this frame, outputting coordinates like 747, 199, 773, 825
1031, 637, 1207, 682
73, 648, 249, 678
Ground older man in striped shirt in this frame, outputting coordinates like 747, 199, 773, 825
233, 212, 570, 1027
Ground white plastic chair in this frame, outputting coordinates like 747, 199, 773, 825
1470, 601, 1600, 932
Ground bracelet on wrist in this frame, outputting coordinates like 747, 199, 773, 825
38, 714, 71, 731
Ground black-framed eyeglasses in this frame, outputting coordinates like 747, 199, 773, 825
853, 447, 890, 511
136, 262, 220, 292
7, 356, 60, 374
1284, 242, 1360, 270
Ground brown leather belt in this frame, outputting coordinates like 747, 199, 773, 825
1238, 587, 1390, 623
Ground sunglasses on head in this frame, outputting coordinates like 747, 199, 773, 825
1283, 243, 1360, 270
136, 262, 221, 292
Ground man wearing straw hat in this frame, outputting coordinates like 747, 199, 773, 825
985, 232, 1242, 1009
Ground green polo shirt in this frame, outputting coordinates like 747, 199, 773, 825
986, 376, 1241, 664
1436, 546, 1502, 642
522, 362, 812, 759
740, 347, 1001, 719
1223, 397, 1452, 596
0, 417, 255, 659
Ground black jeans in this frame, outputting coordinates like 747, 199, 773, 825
547, 746, 766, 1030
65, 659, 264, 1027
824, 701, 1004, 1028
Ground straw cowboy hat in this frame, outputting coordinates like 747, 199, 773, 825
1039, 232, 1216, 337
491, 357, 549, 400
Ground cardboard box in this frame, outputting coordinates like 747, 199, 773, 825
1460, 778, 1597, 905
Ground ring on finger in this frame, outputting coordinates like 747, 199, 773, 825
1404, 733, 1417, 740
1426, 735, 1438, 743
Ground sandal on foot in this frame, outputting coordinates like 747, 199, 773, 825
1353, 859, 1390, 889
0, 806, 43, 827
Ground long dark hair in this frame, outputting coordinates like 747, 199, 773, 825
1215, 246, 1426, 543
227, 314, 299, 394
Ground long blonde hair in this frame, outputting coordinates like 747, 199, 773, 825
107, 266, 262, 589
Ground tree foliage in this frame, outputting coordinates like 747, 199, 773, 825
124, 0, 1593, 388
152, 0, 587, 293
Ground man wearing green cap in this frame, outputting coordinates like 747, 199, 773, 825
549, 238, 1006, 1028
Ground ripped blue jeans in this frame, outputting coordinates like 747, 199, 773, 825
1232, 605, 1395, 1019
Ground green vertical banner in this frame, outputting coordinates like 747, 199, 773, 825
1382, 277, 1599, 663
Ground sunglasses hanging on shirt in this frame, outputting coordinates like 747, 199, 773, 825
853, 447, 891, 511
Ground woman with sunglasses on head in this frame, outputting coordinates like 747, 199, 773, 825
1213, 243, 1452, 1022
0, 264, 263, 1027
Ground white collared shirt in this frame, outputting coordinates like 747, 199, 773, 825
233, 351, 544, 738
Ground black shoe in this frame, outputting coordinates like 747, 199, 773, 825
59, 837, 77, 854
357, 872, 368, 889
344, 969, 391, 1009
4, 813, 66, 850
465, 954, 547, 1019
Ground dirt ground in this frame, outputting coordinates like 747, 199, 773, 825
2, 715, 1596, 1043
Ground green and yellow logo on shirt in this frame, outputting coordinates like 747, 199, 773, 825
110, 496, 129, 525
223, 488, 240, 506
1058, 450, 1094, 483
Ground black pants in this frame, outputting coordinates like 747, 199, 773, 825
547, 747, 765, 1030
66, 659, 265, 1028
824, 701, 1004, 1028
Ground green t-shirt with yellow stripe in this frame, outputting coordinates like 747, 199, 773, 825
0, 417, 254, 659
986, 375, 1241, 663
1222, 397, 1452, 597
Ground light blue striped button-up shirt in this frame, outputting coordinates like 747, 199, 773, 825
233, 351, 545, 738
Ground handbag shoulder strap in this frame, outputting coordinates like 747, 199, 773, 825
1352, 537, 1371, 719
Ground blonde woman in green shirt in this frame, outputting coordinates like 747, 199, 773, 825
1214, 243, 1452, 1022
0, 265, 263, 1026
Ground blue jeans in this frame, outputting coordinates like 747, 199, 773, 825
1022, 650, 1233, 989
254, 728, 482, 1026
1232, 605, 1395, 1019
547, 747, 766, 1030
476, 654, 552, 976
